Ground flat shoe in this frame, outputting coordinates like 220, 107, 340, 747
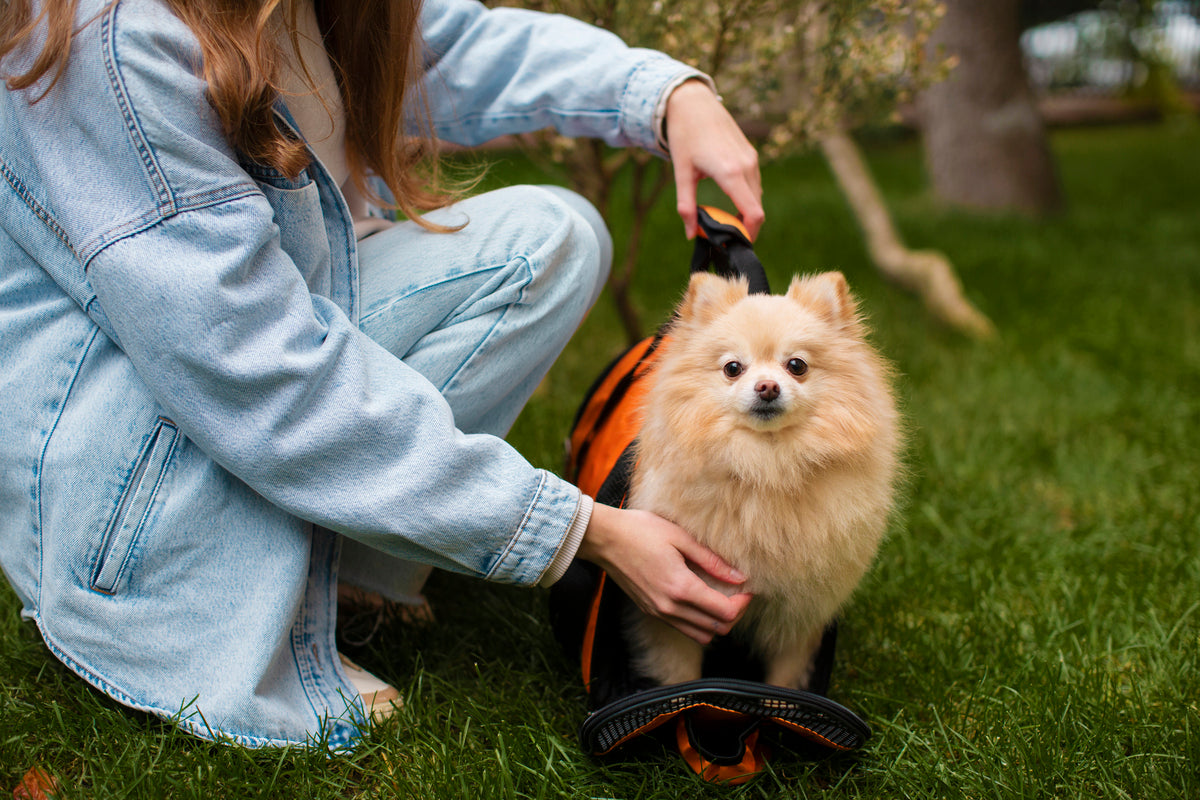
338, 652, 402, 723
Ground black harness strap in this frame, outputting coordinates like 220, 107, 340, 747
568, 333, 666, 486
690, 207, 770, 294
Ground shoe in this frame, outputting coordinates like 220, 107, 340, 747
338, 652, 402, 724
337, 584, 437, 646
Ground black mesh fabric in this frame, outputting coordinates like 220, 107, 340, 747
579, 679, 870, 758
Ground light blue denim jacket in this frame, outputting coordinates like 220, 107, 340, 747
0, 0, 699, 747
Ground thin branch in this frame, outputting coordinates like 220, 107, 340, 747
820, 131, 996, 338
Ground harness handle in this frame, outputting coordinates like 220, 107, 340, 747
690, 206, 771, 294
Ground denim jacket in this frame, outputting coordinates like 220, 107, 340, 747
0, 0, 699, 747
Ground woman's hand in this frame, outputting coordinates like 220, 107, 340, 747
576, 503, 752, 644
664, 79, 764, 241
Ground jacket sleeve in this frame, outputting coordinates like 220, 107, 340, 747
418, 0, 704, 153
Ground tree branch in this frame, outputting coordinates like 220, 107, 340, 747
820, 131, 996, 338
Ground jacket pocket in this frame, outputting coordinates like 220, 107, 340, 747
90, 417, 179, 595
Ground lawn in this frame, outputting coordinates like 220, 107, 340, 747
2, 123, 1197, 798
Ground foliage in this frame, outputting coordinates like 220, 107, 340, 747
503, 0, 946, 152
488, 0, 950, 341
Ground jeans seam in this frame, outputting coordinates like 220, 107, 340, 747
358, 256, 517, 326
487, 470, 547, 581
434, 256, 533, 395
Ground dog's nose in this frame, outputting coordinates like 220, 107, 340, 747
755, 380, 780, 402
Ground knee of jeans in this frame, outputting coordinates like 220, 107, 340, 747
507, 185, 611, 315
535, 185, 613, 292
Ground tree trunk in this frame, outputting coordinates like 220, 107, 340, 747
919, 0, 1062, 214
820, 132, 995, 339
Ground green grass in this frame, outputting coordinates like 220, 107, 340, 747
3, 123, 1198, 798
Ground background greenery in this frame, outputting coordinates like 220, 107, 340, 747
2, 122, 1197, 798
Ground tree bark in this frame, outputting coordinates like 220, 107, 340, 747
820, 132, 995, 339
919, 0, 1062, 214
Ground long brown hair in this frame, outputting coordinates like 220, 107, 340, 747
1, 0, 461, 229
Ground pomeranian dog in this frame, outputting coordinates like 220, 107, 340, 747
625, 270, 900, 690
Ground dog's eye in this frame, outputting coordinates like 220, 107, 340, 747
722, 361, 743, 379
786, 357, 809, 377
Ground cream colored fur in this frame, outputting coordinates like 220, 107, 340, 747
625, 271, 900, 690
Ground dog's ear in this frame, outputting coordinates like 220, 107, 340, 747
787, 272, 863, 334
677, 272, 749, 324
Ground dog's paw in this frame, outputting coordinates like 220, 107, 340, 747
629, 617, 705, 685
763, 629, 825, 690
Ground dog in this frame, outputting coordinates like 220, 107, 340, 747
625, 270, 901, 690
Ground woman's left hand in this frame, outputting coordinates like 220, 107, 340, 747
664, 79, 764, 241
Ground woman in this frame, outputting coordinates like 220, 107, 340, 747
0, 0, 762, 747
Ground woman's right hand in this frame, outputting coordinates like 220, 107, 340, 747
664, 79, 764, 242
576, 503, 752, 644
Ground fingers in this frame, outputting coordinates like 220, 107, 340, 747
665, 79, 765, 241
674, 150, 763, 243
675, 535, 746, 588
637, 581, 750, 644
718, 159, 764, 241
673, 161, 699, 240
576, 504, 753, 644
684, 130, 762, 242
664, 590, 754, 645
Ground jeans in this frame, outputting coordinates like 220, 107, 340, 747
339, 184, 612, 603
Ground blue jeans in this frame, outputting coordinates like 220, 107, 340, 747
339, 184, 612, 603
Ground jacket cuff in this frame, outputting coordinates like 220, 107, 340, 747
484, 470, 582, 586
652, 72, 720, 153
537, 493, 593, 587
621, 54, 714, 157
